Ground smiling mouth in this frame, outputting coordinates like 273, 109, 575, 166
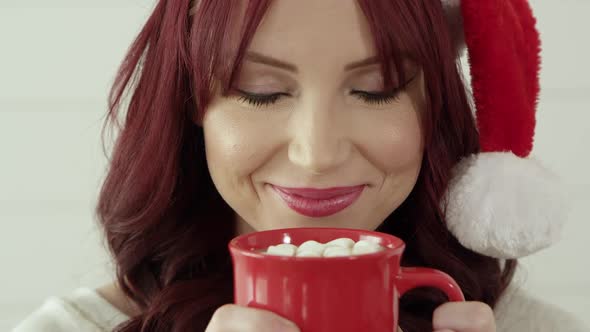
270, 184, 366, 218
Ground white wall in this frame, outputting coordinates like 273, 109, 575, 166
1, 1, 589, 330
513, 0, 590, 322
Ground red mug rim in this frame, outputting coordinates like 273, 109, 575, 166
229, 227, 405, 261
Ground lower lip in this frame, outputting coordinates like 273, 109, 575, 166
271, 185, 365, 218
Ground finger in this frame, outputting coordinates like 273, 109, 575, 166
206, 304, 300, 332
432, 301, 495, 332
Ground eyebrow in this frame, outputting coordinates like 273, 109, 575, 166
244, 51, 380, 73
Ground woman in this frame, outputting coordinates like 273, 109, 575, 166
13, 0, 588, 331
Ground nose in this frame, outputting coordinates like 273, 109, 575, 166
287, 99, 352, 175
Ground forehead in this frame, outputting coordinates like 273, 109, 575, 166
245, 0, 376, 69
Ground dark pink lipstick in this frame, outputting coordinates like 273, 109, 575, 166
271, 184, 365, 217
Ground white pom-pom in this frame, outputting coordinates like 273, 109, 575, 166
444, 152, 568, 259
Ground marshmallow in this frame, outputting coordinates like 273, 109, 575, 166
264, 238, 386, 257
323, 246, 352, 257
266, 243, 297, 256
352, 240, 384, 255
296, 249, 323, 257
325, 238, 355, 249
297, 240, 325, 256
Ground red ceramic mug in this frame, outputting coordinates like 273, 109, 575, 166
229, 227, 464, 332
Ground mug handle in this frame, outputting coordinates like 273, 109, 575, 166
395, 267, 465, 301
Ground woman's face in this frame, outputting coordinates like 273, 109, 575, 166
202, 0, 425, 234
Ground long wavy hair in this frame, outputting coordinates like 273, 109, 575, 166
97, 0, 517, 331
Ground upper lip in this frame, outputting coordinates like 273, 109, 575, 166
271, 184, 366, 199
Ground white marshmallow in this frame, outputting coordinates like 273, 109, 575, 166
297, 240, 325, 256
352, 240, 384, 255
266, 243, 297, 256
296, 249, 323, 257
264, 239, 386, 257
323, 246, 352, 257
325, 237, 355, 249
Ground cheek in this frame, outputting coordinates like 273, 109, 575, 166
382, 121, 422, 171
360, 110, 424, 174
202, 105, 280, 183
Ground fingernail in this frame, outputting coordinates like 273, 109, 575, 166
276, 317, 299, 332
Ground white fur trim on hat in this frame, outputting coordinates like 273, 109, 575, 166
444, 152, 568, 259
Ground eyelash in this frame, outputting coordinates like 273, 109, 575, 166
236, 91, 288, 107
235, 84, 407, 108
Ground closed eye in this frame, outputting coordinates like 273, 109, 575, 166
234, 90, 289, 107
233, 75, 415, 109
350, 89, 403, 105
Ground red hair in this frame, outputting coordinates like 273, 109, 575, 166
97, 1, 516, 331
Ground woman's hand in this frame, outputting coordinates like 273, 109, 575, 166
205, 304, 300, 332
432, 301, 496, 332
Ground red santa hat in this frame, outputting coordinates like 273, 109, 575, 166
440, 0, 568, 259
